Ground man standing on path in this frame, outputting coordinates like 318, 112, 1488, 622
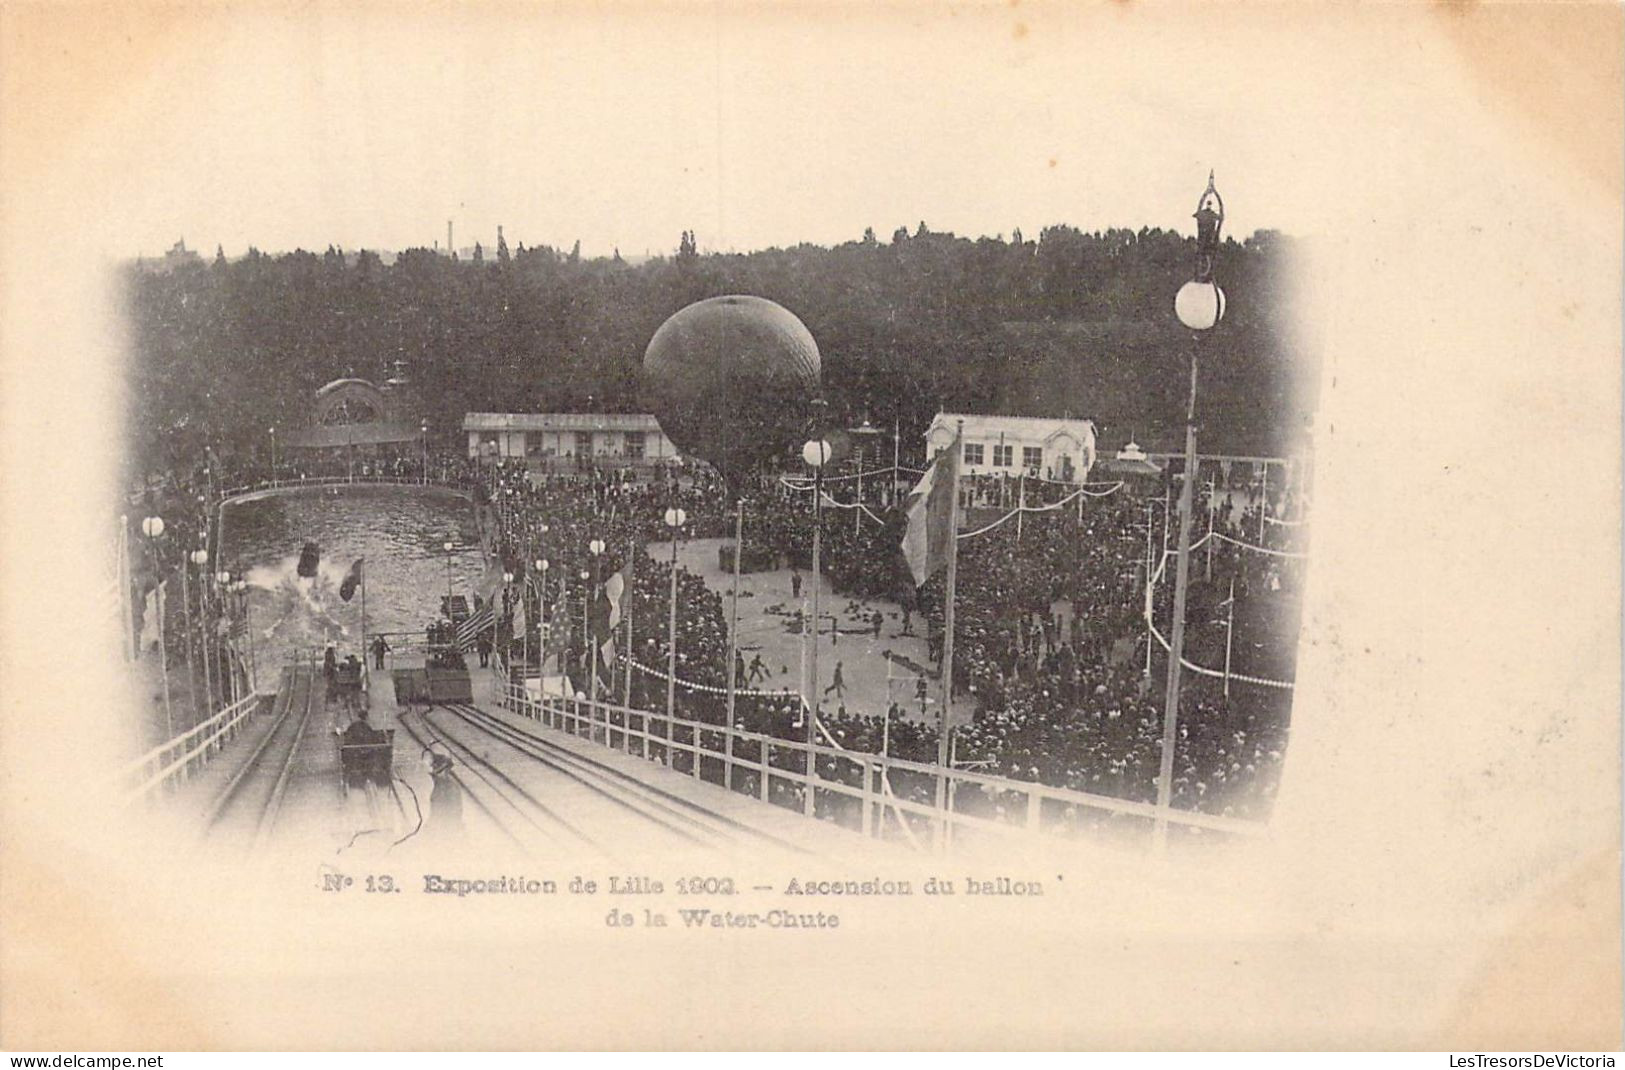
823, 660, 846, 701
791, 571, 802, 600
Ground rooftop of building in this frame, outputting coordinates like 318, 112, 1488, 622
462, 412, 666, 433
926, 412, 1098, 441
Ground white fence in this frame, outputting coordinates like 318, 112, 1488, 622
496, 684, 1264, 851
121, 691, 265, 803
215, 474, 471, 502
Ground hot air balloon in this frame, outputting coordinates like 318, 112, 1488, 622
642, 295, 822, 489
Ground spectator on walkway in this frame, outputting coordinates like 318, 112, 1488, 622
823, 661, 846, 701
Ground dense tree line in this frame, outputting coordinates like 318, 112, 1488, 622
120, 225, 1312, 478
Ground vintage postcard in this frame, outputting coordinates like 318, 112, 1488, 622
0, 0, 1619, 1053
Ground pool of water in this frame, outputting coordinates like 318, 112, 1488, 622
219, 486, 486, 670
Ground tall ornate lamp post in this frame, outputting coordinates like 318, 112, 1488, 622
662, 507, 686, 759
189, 548, 213, 714
216, 570, 235, 703
420, 420, 430, 485
443, 538, 456, 612
232, 578, 256, 691
536, 558, 550, 675
801, 437, 832, 816
141, 516, 173, 738
501, 569, 515, 672
577, 568, 592, 718
586, 538, 605, 694
1154, 171, 1227, 849
268, 427, 278, 481
724, 496, 745, 789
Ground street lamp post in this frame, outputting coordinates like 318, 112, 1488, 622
190, 548, 213, 715
268, 427, 278, 481
662, 507, 686, 765
723, 497, 744, 789
443, 538, 456, 615
141, 516, 172, 739
578, 569, 591, 724
216, 570, 235, 703
234, 578, 256, 691
586, 538, 605, 703
622, 535, 636, 720
1154, 171, 1227, 850
502, 570, 515, 676
536, 558, 550, 677
421, 421, 430, 485
801, 438, 832, 817
178, 544, 200, 729
527, 556, 542, 681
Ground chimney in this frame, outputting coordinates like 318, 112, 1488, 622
447, 220, 454, 256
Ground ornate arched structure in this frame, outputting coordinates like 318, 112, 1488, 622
286, 377, 420, 450
313, 378, 390, 427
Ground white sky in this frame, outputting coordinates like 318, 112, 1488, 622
63, 4, 1370, 259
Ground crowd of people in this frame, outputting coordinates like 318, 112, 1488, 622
471, 451, 1307, 826
123, 437, 1307, 832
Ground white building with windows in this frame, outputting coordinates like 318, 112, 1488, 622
924, 413, 1098, 483
462, 413, 680, 469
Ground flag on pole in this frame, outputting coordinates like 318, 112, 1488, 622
591, 567, 629, 679
140, 582, 166, 655
455, 605, 496, 651
338, 557, 364, 602
901, 435, 960, 587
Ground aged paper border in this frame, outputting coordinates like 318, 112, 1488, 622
1, 0, 1619, 1051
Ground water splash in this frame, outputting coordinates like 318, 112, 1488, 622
248, 554, 352, 648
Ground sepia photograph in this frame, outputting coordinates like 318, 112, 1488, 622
1, 0, 1619, 1054
112, 172, 1309, 867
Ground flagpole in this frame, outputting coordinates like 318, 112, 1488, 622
807, 460, 823, 816
1144, 501, 1154, 678
1017, 471, 1026, 546
1259, 462, 1269, 540
199, 566, 214, 714
158, 578, 173, 739
854, 464, 862, 536
1206, 477, 1216, 581
724, 497, 743, 789
359, 559, 368, 692
1223, 575, 1236, 699
523, 529, 532, 685
935, 420, 963, 851
181, 560, 199, 732
664, 508, 681, 764
244, 587, 256, 691
624, 537, 635, 716
892, 416, 901, 506
1162, 483, 1172, 559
